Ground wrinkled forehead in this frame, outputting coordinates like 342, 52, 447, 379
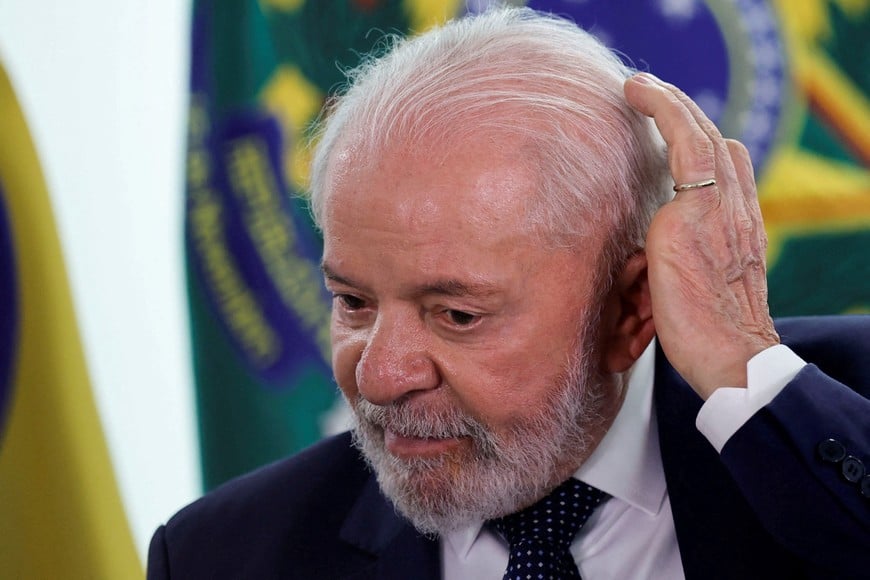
321, 130, 544, 232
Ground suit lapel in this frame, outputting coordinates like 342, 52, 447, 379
654, 343, 805, 579
339, 476, 441, 580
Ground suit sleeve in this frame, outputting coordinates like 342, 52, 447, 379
721, 361, 870, 576
146, 525, 170, 580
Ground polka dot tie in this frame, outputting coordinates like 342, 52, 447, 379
490, 478, 609, 580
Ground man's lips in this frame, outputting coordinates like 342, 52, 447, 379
383, 429, 468, 459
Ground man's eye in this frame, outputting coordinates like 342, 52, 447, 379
336, 294, 365, 310
446, 310, 478, 326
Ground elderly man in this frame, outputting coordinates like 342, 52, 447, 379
149, 7, 870, 579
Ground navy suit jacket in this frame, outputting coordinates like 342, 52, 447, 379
148, 316, 870, 579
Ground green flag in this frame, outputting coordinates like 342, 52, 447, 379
761, 0, 870, 316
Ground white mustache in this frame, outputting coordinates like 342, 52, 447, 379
354, 396, 488, 441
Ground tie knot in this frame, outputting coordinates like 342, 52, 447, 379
492, 478, 608, 549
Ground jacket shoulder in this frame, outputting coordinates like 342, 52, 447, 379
171, 431, 367, 524
152, 432, 375, 577
776, 315, 870, 390
776, 314, 870, 348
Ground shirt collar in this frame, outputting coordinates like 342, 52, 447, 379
443, 340, 664, 559
574, 339, 665, 516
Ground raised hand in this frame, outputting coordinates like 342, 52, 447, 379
624, 73, 780, 399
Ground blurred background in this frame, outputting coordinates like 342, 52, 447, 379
0, 0, 867, 576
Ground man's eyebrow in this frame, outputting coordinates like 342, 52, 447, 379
321, 263, 357, 288
321, 263, 500, 298
411, 279, 501, 299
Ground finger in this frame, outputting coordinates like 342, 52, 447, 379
726, 139, 768, 256
626, 74, 758, 260
624, 73, 718, 191
725, 139, 756, 204
659, 90, 756, 225
662, 81, 748, 206
724, 139, 759, 227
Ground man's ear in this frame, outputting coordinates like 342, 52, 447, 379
599, 251, 655, 373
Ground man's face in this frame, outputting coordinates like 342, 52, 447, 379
320, 136, 618, 533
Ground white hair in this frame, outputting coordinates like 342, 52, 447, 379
309, 6, 672, 277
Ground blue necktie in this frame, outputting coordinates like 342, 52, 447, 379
491, 478, 608, 580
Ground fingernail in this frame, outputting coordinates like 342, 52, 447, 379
632, 72, 655, 85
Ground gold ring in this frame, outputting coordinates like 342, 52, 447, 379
673, 178, 716, 192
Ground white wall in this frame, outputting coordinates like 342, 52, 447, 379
0, 0, 200, 562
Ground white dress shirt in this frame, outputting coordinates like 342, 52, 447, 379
441, 341, 807, 579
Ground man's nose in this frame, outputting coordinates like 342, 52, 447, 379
355, 313, 439, 406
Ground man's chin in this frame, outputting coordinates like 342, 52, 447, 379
352, 429, 479, 533
372, 461, 487, 536
354, 430, 535, 536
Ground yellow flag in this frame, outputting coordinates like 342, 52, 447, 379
0, 63, 141, 578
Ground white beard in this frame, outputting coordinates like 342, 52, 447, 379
349, 316, 613, 536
